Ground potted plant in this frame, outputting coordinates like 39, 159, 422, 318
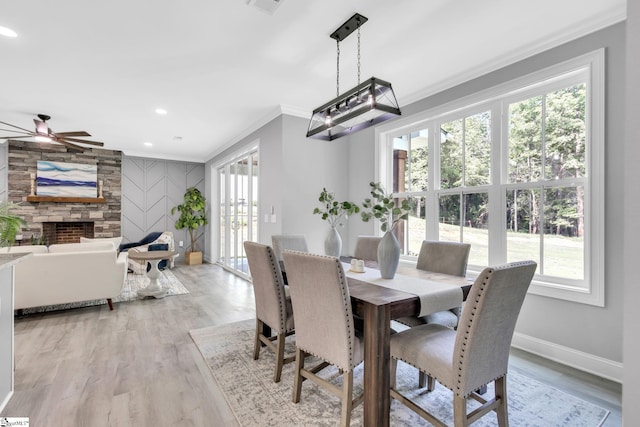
0, 201, 26, 248
171, 187, 208, 265
313, 188, 360, 257
360, 182, 413, 278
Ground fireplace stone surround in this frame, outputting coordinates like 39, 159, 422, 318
7, 141, 122, 244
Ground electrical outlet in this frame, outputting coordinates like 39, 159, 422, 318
179, 241, 184, 247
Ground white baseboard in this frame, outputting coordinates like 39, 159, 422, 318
511, 332, 623, 384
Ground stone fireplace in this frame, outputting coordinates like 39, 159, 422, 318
7, 141, 122, 244
42, 222, 95, 245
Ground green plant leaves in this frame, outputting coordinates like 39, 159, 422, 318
360, 182, 414, 232
171, 187, 207, 252
313, 188, 359, 227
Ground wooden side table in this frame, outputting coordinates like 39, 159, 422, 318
127, 250, 178, 298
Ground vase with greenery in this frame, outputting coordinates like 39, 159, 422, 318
0, 201, 26, 248
313, 187, 360, 257
360, 182, 413, 278
171, 187, 208, 265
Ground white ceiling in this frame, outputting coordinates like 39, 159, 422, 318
0, 0, 626, 163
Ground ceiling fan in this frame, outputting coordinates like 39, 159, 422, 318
0, 114, 104, 151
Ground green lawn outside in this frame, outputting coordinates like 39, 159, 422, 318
405, 215, 583, 279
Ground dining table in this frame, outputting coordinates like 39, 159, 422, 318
345, 260, 472, 427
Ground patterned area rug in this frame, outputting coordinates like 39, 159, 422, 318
20, 269, 189, 314
190, 320, 610, 427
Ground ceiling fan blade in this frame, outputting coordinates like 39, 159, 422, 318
0, 135, 33, 140
0, 121, 33, 133
55, 131, 91, 137
59, 136, 104, 147
54, 139, 86, 151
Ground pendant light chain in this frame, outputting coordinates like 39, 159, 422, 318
336, 39, 340, 98
357, 23, 361, 86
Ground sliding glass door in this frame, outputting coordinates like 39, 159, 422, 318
217, 149, 258, 276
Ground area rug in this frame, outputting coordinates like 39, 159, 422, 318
190, 319, 610, 427
19, 269, 189, 314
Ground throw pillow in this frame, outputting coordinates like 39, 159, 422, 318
80, 236, 123, 251
147, 243, 169, 272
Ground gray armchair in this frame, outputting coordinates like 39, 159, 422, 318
282, 250, 364, 427
390, 260, 537, 426
244, 241, 295, 383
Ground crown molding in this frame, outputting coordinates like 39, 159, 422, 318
400, 7, 626, 107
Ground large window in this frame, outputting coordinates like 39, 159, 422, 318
378, 50, 604, 305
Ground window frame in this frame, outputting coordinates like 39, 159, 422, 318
376, 49, 604, 306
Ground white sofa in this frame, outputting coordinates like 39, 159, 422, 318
0, 241, 128, 311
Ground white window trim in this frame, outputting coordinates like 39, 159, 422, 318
376, 49, 605, 306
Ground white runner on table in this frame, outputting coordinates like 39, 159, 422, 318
343, 262, 465, 318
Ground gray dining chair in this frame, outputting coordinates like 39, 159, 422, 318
397, 240, 471, 330
282, 250, 364, 427
244, 241, 295, 383
353, 235, 382, 262
396, 240, 471, 388
390, 260, 537, 427
271, 234, 309, 264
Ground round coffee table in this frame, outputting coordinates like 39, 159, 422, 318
127, 250, 178, 298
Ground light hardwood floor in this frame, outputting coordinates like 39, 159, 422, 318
1, 263, 622, 426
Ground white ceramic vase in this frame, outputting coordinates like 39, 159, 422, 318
324, 226, 342, 258
377, 231, 400, 279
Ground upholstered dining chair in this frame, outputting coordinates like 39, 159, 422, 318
271, 234, 309, 264
397, 240, 471, 329
389, 260, 537, 427
396, 240, 471, 388
353, 235, 382, 262
282, 250, 364, 427
243, 241, 295, 383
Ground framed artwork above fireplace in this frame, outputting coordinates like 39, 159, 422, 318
27, 160, 105, 203
36, 161, 97, 198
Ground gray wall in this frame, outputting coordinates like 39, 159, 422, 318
206, 115, 350, 257
121, 156, 205, 260
623, 0, 639, 422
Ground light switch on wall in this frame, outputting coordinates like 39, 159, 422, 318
270, 214, 277, 223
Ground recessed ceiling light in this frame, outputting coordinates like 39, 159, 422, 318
155, 108, 167, 115
0, 26, 17, 38
144, 142, 153, 147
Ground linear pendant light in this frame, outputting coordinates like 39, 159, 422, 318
307, 13, 401, 141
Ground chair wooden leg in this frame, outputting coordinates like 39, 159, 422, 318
495, 376, 508, 426
107, 298, 114, 310
340, 370, 354, 427
453, 394, 468, 427
419, 371, 435, 391
292, 348, 305, 403
253, 319, 262, 360
274, 332, 286, 383
390, 358, 398, 389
